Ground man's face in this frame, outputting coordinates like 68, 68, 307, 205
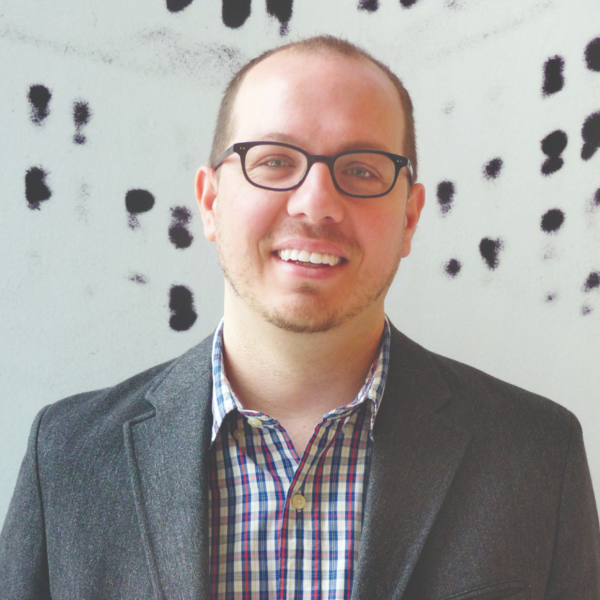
198, 50, 424, 334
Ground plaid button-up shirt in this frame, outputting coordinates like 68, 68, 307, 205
208, 318, 391, 600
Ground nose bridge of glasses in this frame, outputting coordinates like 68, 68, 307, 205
302, 154, 339, 188
288, 154, 345, 223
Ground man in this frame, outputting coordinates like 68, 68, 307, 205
1, 35, 599, 600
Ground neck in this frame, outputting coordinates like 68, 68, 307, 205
221, 289, 385, 453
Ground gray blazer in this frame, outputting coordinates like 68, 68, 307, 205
1, 324, 599, 599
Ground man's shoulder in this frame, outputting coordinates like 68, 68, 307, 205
388, 323, 576, 444
439, 347, 571, 425
36, 333, 214, 450
432, 345, 570, 416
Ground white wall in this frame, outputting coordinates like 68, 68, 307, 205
1, 0, 599, 527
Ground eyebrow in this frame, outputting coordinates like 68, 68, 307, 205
251, 132, 396, 154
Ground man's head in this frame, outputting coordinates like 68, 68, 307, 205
197, 36, 425, 335
209, 35, 418, 183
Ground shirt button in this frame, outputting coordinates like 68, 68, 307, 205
342, 423, 353, 436
291, 494, 306, 510
247, 417, 263, 428
233, 428, 244, 440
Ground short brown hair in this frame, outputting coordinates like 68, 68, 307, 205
209, 35, 418, 182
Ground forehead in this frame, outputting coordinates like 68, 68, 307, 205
231, 50, 405, 153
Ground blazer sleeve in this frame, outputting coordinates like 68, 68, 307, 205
0, 406, 52, 600
545, 414, 600, 599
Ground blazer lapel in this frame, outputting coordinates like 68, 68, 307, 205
124, 337, 214, 600
351, 327, 471, 600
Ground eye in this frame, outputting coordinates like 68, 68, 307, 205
245, 145, 305, 175
346, 166, 374, 179
262, 157, 292, 168
253, 153, 299, 169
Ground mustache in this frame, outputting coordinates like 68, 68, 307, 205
266, 222, 359, 251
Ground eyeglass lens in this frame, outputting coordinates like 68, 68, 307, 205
243, 144, 397, 196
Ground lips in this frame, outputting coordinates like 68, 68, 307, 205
277, 248, 343, 266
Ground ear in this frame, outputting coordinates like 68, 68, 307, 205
196, 165, 218, 242
402, 183, 425, 258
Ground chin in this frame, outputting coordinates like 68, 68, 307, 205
263, 308, 347, 334
257, 295, 377, 334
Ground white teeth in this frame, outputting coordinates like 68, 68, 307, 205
277, 249, 342, 266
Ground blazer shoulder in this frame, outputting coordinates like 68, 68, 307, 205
429, 348, 574, 425
37, 333, 214, 449
388, 323, 576, 446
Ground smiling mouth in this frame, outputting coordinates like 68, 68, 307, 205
276, 248, 345, 267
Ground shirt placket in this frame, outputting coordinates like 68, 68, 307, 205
277, 415, 351, 600
232, 412, 297, 598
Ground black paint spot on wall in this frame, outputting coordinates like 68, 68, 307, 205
267, 0, 293, 35
585, 37, 600, 72
28, 85, 51, 125
400, 0, 419, 6
484, 158, 503, 179
169, 285, 197, 331
126, 189, 155, 213
542, 56, 564, 96
479, 237, 503, 270
126, 189, 155, 229
437, 181, 455, 214
582, 305, 593, 316
129, 273, 148, 284
541, 209, 565, 233
444, 259, 461, 277
166, 0, 194, 12
546, 293, 556, 302
584, 271, 600, 292
223, 0, 251, 28
73, 101, 91, 145
358, 0, 379, 11
594, 188, 600, 207
581, 111, 600, 160
541, 130, 567, 175
25, 167, 51, 210
169, 206, 194, 249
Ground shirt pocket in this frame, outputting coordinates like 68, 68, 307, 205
439, 579, 530, 600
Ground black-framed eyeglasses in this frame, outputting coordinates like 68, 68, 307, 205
212, 141, 413, 198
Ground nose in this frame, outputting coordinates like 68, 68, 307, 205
286, 161, 344, 224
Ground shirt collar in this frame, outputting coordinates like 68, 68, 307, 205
210, 317, 391, 444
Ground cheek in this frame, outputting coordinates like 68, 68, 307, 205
217, 191, 283, 249
361, 209, 405, 256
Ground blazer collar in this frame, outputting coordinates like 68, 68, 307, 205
351, 324, 471, 599
124, 335, 214, 600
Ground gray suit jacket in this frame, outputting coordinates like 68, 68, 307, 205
1, 324, 599, 599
